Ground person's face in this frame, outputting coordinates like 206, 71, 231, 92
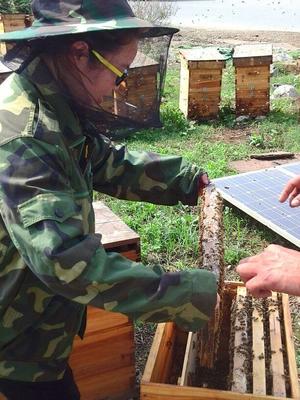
71, 39, 138, 106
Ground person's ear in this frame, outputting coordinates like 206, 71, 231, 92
69, 41, 90, 70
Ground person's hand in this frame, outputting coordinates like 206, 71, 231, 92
279, 175, 300, 207
198, 172, 210, 196
236, 244, 300, 297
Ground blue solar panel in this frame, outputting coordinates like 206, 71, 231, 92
214, 162, 300, 247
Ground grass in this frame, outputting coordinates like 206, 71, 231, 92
94, 56, 300, 366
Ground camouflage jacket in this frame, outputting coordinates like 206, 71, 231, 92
0, 57, 217, 382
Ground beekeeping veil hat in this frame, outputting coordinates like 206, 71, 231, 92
0, 0, 179, 137
0, 0, 177, 42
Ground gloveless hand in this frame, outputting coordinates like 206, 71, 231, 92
236, 244, 300, 297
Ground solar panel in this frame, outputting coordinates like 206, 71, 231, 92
213, 162, 300, 248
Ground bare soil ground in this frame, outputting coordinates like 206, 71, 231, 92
172, 28, 300, 50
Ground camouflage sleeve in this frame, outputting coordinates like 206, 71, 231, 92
91, 134, 203, 206
0, 137, 216, 332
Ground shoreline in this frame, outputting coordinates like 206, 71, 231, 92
172, 25, 300, 34
171, 28, 300, 50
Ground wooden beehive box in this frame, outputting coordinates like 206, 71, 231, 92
69, 201, 140, 400
0, 13, 33, 54
179, 47, 227, 120
233, 44, 273, 116
114, 52, 160, 124
141, 281, 300, 400
101, 52, 160, 124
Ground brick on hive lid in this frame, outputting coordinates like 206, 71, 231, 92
179, 47, 227, 120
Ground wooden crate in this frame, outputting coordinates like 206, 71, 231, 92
233, 44, 273, 116
0, 13, 33, 54
114, 52, 160, 124
179, 47, 227, 120
100, 52, 160, 126
69, 201, 140, 400
141, 281, 300, 400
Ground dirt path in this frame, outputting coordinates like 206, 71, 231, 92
172, 28, 300, 50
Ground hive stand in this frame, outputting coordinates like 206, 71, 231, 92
69, 201, 140, 400
179, 47, 227, 120
233, 44, 273, 117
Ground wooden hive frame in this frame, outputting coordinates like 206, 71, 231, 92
179, 48, 227, 121
233, 44, 273, 117
141, 186, 299, 399
69, 201, 140, 400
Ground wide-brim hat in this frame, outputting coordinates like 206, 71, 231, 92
0, 0, 178, 42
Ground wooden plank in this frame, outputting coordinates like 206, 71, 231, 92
80, 307, 129, 332
179, 57, 189, 117
252, 299, 266, 396
190, 70, 223, 79
250, 152, 294, 160
282, 294, 300, 399
233, 44, 273, 59
237, 85, 270, 91
0, 19, 6, 55
141, 382, 291, 400
236, 65, 270, 74
154, 323, 177, 383
142, 322, 176, 384
95, 220, 140, 247
198, 185, 224, 369
142, 323, 167, 383
231, 286, 248, 394
76, 365, 135, 400
199, 184, 224, 283
189, 81, 222, 90
189, 61, 225, 70
180, 332, 198, 386
233, 56, 273, 68
236, 75, 270, 84
189, 86, 222, 94
269, 292, 286, 397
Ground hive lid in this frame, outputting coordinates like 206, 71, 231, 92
131, 51, 159, 68
179, 47, 229, 62
233, 44, 273, 59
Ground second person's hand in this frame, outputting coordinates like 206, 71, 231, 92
279, 175, 300, 207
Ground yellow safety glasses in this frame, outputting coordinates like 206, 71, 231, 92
91, 49, 128, 87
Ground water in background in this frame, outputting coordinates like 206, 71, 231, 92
157, 0, 300, 32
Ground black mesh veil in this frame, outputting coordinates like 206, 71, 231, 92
87, 34, 173, 138
1, 30, 175, 139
